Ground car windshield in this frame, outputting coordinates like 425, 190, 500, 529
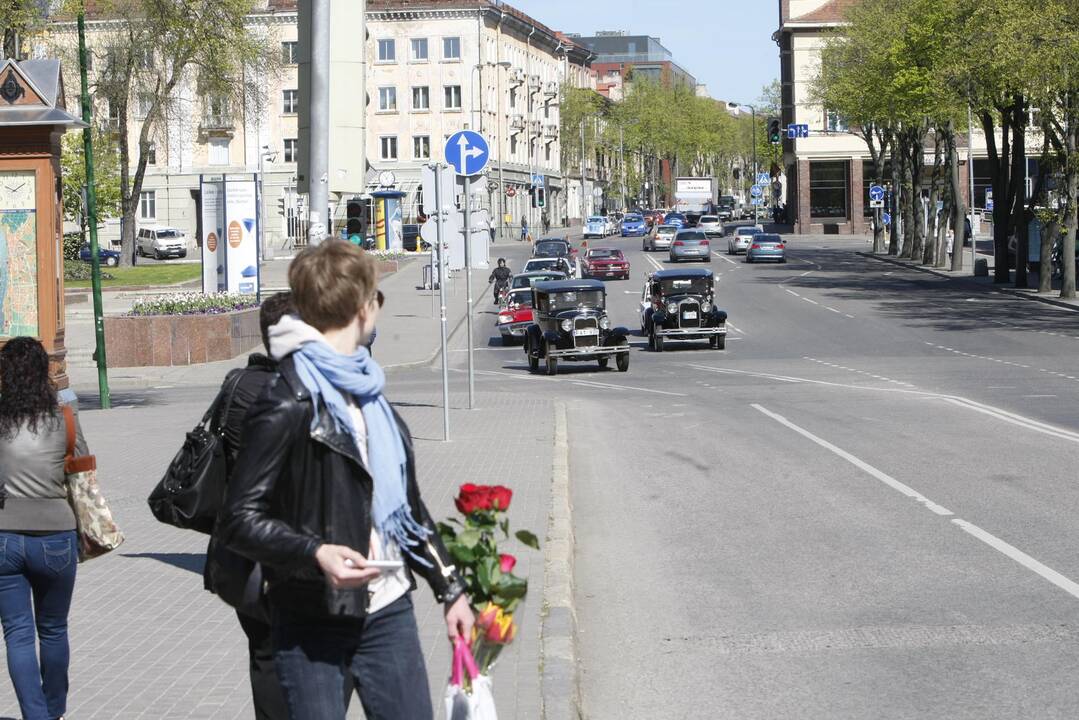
667, 214, 685, 220
658, 277, 711, 296
624, 214, 642, 222
588, 249, 622, 259
700, 216, 719, 223
587, 217, 604, 223
526, 259, 563, 272
677, 232, 707, 243
657, 226, 677, 235
546, 290, 604, 312
156, 230, 181, 239
514, 272, 564, 288
737, 227, 763, 236
507, 291, 533, 306
756, 235, 783, 243
719, 196, 735, 206
535, 241, 567, 256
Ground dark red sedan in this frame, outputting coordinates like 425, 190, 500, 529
583, 248, 630, 281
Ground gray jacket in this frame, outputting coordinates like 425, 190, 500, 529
0, 405, 87, 532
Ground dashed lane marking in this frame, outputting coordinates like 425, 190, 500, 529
753, 404, 1079, 603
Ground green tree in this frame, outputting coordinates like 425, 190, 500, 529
0, 0, 46, 58
60, 127, 122, 226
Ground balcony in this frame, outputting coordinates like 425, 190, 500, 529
544, 81, 558, 97
509, 114, 525, 134
509, 68, 526, 85
199, 113, 235, 138
528, 74, 541, 90
543, 124, 558, 141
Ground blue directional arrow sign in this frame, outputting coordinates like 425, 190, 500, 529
882, 212, 892, 226
869, 185, 885, 202
445, 130, 490, 176
750, 184, 764, 198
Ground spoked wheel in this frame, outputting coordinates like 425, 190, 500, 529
710, 335, 725, 350
652, 330, 664, 353
616, 350, 630, 372
545, 353, 558, 376
527, 340, 539, 372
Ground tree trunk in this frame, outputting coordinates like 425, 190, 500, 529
924, 131, 943, 266
1012, 113, 1029, 289
901, 133, 918, 260
1040, 220, 1057, 293
947, 121, 967, 272
889, 143, 901, 255
1062, 91, 1078, 300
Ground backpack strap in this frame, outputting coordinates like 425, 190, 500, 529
210, 368, 247, 435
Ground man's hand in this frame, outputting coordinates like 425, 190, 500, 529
444, 594, 475, 643
314, 544, 382, 589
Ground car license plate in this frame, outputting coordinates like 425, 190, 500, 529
574, 328, 598, 337
683, 311, 698, 320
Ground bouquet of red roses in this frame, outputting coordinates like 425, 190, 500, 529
439, 483, 539, 676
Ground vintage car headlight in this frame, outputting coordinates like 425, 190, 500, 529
560, 319, 573, 332
700, 300, 712, 313
497, 314, 512, 324
599, 316, 610, 330
666, 302, 678, 314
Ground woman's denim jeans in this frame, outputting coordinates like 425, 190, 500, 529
0, 530, 77, 720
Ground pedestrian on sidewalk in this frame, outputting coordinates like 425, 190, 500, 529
0, 337, 86, 720
521, 216, 528, 242
542, 212, 550, 235
202, 291, 297, 720
219, 240, 472, 720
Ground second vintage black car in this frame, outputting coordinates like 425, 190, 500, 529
524, 279, 630, 375
639, 268, 728, 351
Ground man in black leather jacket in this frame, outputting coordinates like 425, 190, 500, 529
218, 241, 471, 720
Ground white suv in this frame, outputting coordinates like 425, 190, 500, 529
137, 226, 188, 260
645, 224, 678, 252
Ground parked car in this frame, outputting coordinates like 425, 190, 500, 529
697, 215, 723, 238
664, 212, 687, 229
584, 216, 608, 239
511, 270, 568, 290
137, 226, 188, 259
727, 225, 764, 255
745, 233, 786, 263
496, 287, 536, 345
621, 213, 647, 237
669, 229, 712, 263
524, 279, 630, 375
639, 268, 728, 351
523, 257, 575, 277
646, 224, 679, 252
78, 242, 121, 267
533, 237, 575, 259
582, 248, 630, 280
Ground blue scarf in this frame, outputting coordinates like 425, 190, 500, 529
292, 340, 431, 565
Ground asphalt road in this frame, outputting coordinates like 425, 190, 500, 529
399, 227, 1079, 719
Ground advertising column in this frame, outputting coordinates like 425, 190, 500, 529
200, 177, 226, 294
224, 178, 260, 297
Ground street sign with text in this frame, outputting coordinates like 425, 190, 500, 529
444, 130, 490, 176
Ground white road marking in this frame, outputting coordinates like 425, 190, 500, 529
644, 254, 665, 272
714, 252, 738, 265
753, 403, 1079, 603
826, 307, 841, 313
725, 323, 746, 335
844, 314, 855, 319
784, 288, 800, 297
1024, 394, 1058, 398
570, 379, 687, 396
802, 297, 819, 305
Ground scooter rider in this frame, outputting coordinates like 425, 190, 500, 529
488, 258, 512, 304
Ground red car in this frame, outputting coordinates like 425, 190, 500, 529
583, 247, 630, 280
496, 287, 536, 345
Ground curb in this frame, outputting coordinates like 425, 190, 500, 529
541, 401, 580, 720
381, 307, 470, 371
858, 252, 1079, 315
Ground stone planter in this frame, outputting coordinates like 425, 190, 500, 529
104, 306, 261, 367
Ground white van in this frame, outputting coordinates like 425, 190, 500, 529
137, 226, 188, 259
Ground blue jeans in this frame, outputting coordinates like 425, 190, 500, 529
0, 531, 77, 720
272, 594, 432, 720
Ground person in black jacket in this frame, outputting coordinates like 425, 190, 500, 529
219, 241, 472, 720
204, 290, 296, 720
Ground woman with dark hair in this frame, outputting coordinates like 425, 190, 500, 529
0, 337, 86, 720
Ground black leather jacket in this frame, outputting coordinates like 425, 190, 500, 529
217, 354, 466, 620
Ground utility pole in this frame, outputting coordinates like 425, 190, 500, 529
308, 0, 330, 242
619, 126, 626, 209
433, 164, 450, 440
968, 104, 976, 273
579, 119, 586, 219
77, 9, 110, 409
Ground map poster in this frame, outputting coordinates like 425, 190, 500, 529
223, 179, 259, 297
0, 208, 38, 338
200, 178, 226, 294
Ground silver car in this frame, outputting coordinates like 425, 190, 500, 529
745, 233, 787, 263
727, 225, 764, 255
646, 224, 678, 252
669, 229, 712, 263
697, 215, 723, 238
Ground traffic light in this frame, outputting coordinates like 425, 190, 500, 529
768, 118, 782, 145
535, 186, 546, 209
277, 197, 286, 216
346, 198, 363, 239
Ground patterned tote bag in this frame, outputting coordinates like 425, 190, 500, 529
63, 405, 124, 561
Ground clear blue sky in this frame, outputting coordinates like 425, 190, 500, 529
506, 0, 780, 104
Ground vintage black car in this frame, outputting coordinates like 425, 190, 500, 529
524, 279, 630, 375
639, 268, 728, 351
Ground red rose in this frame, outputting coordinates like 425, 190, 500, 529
489, 486, 513, 511
455, 484, 494, 515
455, 493, 479, 515
499, 553, 516, 574
460, 483, 479, 494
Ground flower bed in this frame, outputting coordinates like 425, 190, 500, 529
129, 292, 260, 317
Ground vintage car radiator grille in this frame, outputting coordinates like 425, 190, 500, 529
574, 317, 599, 348
679, 300, 701, 329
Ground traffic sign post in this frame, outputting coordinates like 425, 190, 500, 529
444, 131, 491, 411
869, 184, 885, 209
429, 163, 451, 440
756, 172, 771, 185
750, 184, 764, 198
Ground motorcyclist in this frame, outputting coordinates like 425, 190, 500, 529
489, 258, 512, 303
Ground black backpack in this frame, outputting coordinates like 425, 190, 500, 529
147, 369, 244, 534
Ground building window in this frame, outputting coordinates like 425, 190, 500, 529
510, 135, 517, 155
282, 89, 298, 114
545, 144, 551, 162
809, 161, 848, 219
380, 136, 398, 161
442, 37, 461, 60
509, 88, 516, 109
825, 110, 849, 133
378, 86, 397, 112
146, 142, 156, 165
134, 92, 153, 120
284, 138, 298, 163
412, 86, 429, 111
377, 39, 396, 63
413, 135, 430, 160
444, 85, 462, 110
545, 102, 550, 120
281, 41, 298, 65
411, 38, 428, 61
209, 138, 230, 166
139, 191, 156, 219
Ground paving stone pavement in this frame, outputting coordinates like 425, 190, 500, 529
0, 379, 553, 719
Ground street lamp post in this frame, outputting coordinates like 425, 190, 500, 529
729, 102, 758, 224
476, 61, 511, 241
258, 146, 278, 289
